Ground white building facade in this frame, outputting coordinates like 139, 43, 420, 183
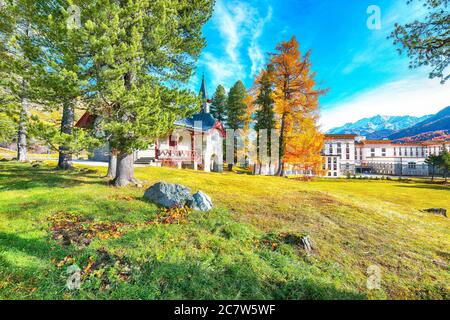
78, 77, 225, 173
323, 134, 449, 177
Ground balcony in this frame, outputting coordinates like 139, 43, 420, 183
157, 149, 200, 161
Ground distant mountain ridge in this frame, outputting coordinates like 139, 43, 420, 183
388, 106, 450, 141
327, 114, 432, 139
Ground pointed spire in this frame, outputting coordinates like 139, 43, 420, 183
199, 73, 208, 100
199, 74, 210, 113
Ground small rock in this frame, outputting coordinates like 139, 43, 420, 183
424, 208, 447, 218
301, 236, 314, 253
144, 182, 192, 208
188, 191, 213, 212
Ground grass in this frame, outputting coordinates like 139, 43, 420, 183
0, 161, 448, 300
0, 148, 58, 160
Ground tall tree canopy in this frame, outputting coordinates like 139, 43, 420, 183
253, 68, 275, 169
83, 0, 214, 186
254, 68, 275, 135
30, 1, 95, 170
210, 85, 227, 122
390, 0, 450, 83
438, 146, 450, 182
0, 0, 44, 161
226, 80, 247, 130
269, 36, 326, 176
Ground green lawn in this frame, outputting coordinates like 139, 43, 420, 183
0, 161, 448, 300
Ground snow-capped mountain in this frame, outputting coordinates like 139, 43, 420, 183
388, 106, 450, 140
327, 114, 433, 139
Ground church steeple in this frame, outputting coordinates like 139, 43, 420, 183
199, 74, 210, 113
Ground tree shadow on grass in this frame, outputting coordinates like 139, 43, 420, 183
0, 164, 106, 191
113, 257, 367, 300
0, 231, 60, 261
107, 230, 367, 300
395, 184, 450, 192
0, 231, 72, 299
0, 229, 367, 300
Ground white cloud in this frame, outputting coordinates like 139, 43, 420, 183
214, 1, 250, 64
248, 6, 272, 76
201, 52, 236, 89
342, 1, 428, 76
320, 75, 450, 131
200, 1, 272, 89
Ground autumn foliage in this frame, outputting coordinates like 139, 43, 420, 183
268, 36, 326, 175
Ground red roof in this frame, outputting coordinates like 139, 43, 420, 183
75, 112, 96, 128
360, 140, 393, 145
324, 134, 358, 140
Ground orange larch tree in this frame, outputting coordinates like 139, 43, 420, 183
269, 36, 326, 176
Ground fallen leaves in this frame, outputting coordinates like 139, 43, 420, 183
146, 206, 192, 225
261, 232, 315, 254
48, 212, 123, 248
53, 248, 135, 291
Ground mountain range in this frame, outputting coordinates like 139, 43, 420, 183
327, 106, 450, 141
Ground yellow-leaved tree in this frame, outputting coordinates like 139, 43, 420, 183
269, 36, 326, 176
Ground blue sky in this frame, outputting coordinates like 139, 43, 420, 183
190, 0, 449, 131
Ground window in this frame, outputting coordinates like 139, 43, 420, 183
333, 172, 337, 177
328, 172, 331, 177
408, 162, 416, 169
394, 148, 397, 156
169, 135, 177, 147
371, 148, 375, 158
382, 148, 386, 157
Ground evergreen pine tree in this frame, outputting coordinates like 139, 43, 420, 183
226, 80, 247, 130
84, 0, 214, 186
210, 85, 227, 122
438, 146, 450, 182
31, 1, 93, 170
0, 0, 44, 162
254, 69, 275, 136
254, 68, 275, 172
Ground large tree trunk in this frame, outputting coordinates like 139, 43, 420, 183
107, 148, 118, 179
112, 152, 136, 187
276, 113, 287, 177
58, 100, 75, 170
17, 95, 28, 162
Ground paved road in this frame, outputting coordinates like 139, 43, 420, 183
72, 160, 147, 168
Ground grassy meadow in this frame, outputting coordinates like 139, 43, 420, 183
0, 161, 448, 300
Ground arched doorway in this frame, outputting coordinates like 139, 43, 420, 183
210, 154, 219, 172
